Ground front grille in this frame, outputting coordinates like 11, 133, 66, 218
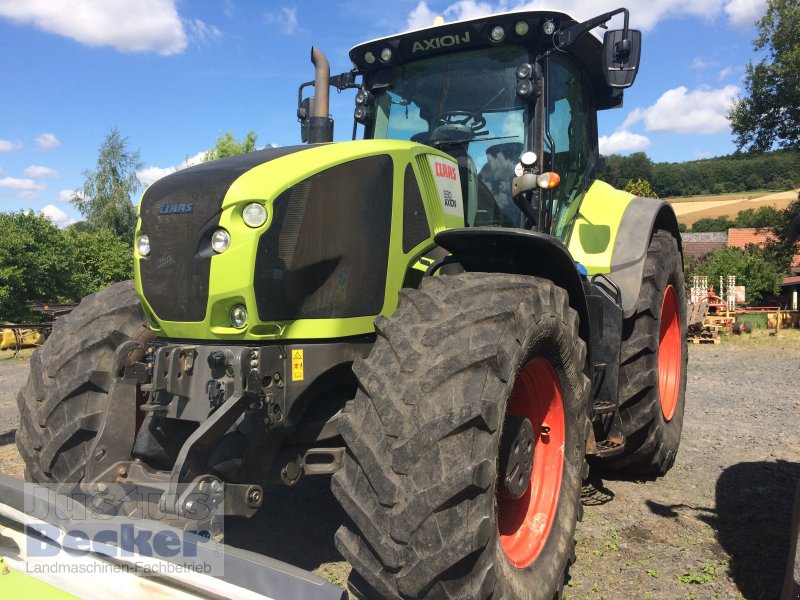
139, 146, 309, 322
254, 155, 394, 321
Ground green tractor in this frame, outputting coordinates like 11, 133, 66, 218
17, 7, 687, 599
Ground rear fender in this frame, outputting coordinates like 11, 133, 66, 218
608, 197, 683, 318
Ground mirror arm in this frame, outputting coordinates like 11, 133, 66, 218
556, 7, 629, 48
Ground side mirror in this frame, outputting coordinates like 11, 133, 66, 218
602, 29, 641, 88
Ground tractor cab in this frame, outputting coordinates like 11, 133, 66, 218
302, 9, 640, 239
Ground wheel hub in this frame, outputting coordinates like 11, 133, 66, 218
498, 415, 535, 499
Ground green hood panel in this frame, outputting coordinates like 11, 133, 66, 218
135, 140, 464, 341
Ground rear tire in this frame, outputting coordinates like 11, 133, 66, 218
333, 273, 590, 599
603, 230, 688, 476
16, 281, 152, 483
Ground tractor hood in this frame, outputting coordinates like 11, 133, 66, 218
134, 140, 464, 341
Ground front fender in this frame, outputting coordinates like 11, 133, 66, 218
434, 227, 591, 361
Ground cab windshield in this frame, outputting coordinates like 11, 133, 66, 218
370, 45, 530, 227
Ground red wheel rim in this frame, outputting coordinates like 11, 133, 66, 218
658, 284, 681, 421
497, 357, 565, 568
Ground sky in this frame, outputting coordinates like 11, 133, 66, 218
0, 0, 769, 227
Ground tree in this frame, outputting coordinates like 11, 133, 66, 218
0, 212, 80, 321
204, 130, 258, 161
734, 205, 783, 228
598, 152, 654, 189
762, 194, 800, 271
625, 178, 659, 198
690, 216, 735, 232
72, 128, 143, 240
729, 0, 800, 152
688, 246, 783, 304
66, 229, 134, 297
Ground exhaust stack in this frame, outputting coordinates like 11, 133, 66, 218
308, 47, 333, 143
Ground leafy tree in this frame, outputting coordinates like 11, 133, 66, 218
67, 229, 134, 296
0, 212, 80, 321
204, 131, 258, 161
72, 128, 143, 241
689, 246, 783, 304
729, 0, 800, 151
762, 194, 800, 271
734, 205, 783, 228
624, 178, 659, 198
597, 152, 653, 189
745, 173, 764, 190
690, 216, 735, 232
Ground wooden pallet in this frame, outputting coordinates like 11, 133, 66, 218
688, 336, 721, 344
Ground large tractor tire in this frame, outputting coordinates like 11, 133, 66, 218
333, 273, 591, 600
605, 230, 687, 476
16, 281, 152, 483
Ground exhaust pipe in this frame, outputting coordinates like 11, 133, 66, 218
308, 47, 333, 143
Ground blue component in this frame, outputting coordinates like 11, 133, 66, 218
575, 262, 588, 276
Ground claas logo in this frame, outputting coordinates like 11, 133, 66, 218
434, 162, 457, 180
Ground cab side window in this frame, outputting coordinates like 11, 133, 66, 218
545, 54, 595, 240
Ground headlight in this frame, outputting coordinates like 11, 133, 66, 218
242, 203, 267, 228
230, 304, 248, 328
490, 25, 505, 42
137, 234, 151, 256
211, 229, 230, 253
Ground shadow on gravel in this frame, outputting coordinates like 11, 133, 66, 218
709, 461, 800, 599
645, 460, 800, 600
223, 475, 345, 570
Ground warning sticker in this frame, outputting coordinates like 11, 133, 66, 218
291, 349, 304, 382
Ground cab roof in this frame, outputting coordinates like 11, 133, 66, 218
349, 10, 622, 110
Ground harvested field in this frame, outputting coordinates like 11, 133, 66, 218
669, 189, 799, 228
1, 334, 798, 598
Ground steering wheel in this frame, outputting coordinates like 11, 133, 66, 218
426, 110, 488, 145
439, 110, 487, 131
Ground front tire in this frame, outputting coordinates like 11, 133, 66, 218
604, 230, 688, 475
332, 273, 590, 599
16, 281, 152, 483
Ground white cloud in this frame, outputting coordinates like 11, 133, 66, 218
136, 150, 208, 187
0, 177, 46, 191
0, 0, 187, 55
405, 0, 768, 32
188, 18, 222, 46
621, 85, 739, 134
35, 132, 60, 149
691, 57, 716, 70
599, 130, 651, 155
57, 188, 77, 202
0, 139, 22, 152
24, 165, 59, 178
137, 166, 178, 187
718, 66, 734, 80
408, 1, 437, 29
265, 7, 299, 35
40, 204, 75, 228
724, 0, 767, 27
693, 150, 714, 159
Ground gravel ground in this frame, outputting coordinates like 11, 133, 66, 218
1, 337, 799, 598
0, 349, 30, 434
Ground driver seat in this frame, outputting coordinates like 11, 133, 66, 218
477, 142, 523, 226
